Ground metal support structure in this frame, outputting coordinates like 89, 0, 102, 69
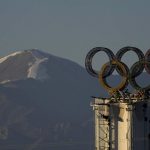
92, 99, 110, 150
91, 97, 150, 150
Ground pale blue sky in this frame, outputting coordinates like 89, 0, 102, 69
0, 0, 150, 67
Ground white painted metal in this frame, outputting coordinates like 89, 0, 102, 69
91, 98, 150, 150
92, 99, 110, 150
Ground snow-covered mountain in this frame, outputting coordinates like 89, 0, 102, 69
0, 49, 103, 150
0, 49, 97, 84
0, 49, 75, 82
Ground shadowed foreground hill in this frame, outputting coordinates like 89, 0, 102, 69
0, 49, 104, 150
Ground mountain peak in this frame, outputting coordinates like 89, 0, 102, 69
24, 49, 50, 58
0, 49, 84, 83
0, 49, 52, 64
0, 49, 50, 82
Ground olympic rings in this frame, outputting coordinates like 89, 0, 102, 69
129, 61, 150, 91
99, 60, 128, 94
116, 46, 145, 77
85, 47, 115, 78
85, 46, 150, 93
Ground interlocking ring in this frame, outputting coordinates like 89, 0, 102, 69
145, 49, 150, 74
85, 47, 115, 78
129, 61, 150, 91
116, 46, 145, 77
85, 46, 150, 93
99, 60, 128, 94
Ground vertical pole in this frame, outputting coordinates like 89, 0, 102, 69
109, 104, 115, 150
143, 102, 148, 150
127, 104, 133, 150
95, 106, 99, 150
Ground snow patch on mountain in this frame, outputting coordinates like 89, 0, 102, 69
27, 49, 49, 80
0, 51, 22, 63
27, 58, 49, 80
1, 80, 11, 84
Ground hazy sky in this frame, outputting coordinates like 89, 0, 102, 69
0, 0, 150, 67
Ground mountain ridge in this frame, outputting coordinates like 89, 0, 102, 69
0, 49, 87, 83
0, 49, 102, 150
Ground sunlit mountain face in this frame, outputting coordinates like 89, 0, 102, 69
0, 49, 102, 150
